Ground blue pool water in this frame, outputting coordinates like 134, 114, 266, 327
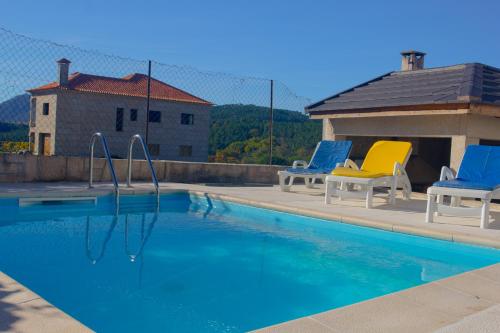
1, 193, 500, 332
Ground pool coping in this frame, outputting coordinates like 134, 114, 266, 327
189, 190, 500, 249
2, 182, 500, 332
0, 271, 94, 333
251, 263, 500, 333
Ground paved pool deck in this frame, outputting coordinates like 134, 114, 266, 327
1, 181, 500, 332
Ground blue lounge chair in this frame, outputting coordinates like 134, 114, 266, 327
277, 140, 352, 192
426, 145, 500, 228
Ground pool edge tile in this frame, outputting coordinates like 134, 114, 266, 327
0, 271, 94, 333
191, 190, 500, 249
310, 292, 457, 333
249, 317, 338, 333
392, 224, 453, 241
254, 264, 500, 333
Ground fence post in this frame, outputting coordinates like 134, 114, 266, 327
145, 60, 152, 145
269, 79, 274, 165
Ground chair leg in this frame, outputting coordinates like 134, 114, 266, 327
401, 175, 412, 200
279, 174, 286, 191
279, 174, 292, 192
305, 177, 315, 189
451, 196, 460, 207
325, 180, 335, 204
480, 199, 491, 229
338, 181, 347, 201
366, 185, 373, 209
319, 176, 327, 191
313, 177, 319, 188
426, 194, 436, 223
436, 194, 443, 216
389, 177, 397, 205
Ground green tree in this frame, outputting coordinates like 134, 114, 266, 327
209, 104, 321, 165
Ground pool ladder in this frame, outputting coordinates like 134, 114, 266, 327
126, 134, 160, 204
88, 133, 160, 208
89, 132, 120, 205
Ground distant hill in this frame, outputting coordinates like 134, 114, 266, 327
209, 104, 321, 165
0, 122, 28, 142
0, 94, 30, 143
0, 93, 30, 124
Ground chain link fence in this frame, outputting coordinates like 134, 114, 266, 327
0, 27, 320, 166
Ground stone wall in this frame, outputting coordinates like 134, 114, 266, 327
0, 153, 285, 184
29, 94, 58, 155
31, 90, 211, 161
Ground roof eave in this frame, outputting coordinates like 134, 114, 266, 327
26, 86, 64, 94
308, 102, 472, 118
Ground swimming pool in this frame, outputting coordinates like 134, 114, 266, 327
1, 192, 500, 332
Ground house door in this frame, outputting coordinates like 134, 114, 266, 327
39, 133, 51, 156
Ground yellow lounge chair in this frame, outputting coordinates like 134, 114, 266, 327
325, 140, 412, 208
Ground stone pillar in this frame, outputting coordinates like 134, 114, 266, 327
450, 136, 479, 172
322, 118, 347, 141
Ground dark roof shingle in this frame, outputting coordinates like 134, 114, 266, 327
306, 63, 500, 113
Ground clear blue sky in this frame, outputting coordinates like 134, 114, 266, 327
2, 0, 500, 102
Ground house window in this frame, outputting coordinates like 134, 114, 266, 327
130, 109, 138, 121
42, 103, 49, 115
148, 110, 161, 123
116, 108, 124, 131
181, 113, 194, 125
179, 145, 192, 157
148, 144, 160, 156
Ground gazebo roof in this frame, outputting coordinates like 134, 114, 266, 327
306, 63, 500, 114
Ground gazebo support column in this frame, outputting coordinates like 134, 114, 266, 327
450, 135, 479, 172
323, 119, 347, 141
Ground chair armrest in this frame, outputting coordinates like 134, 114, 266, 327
292, 160, 308, 169
393, 162, 412, 199
491, 187, 500, 199
393, 162, 408, 176
439, 166, 455, 181
343, 159, 359, 170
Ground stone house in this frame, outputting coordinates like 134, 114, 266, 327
306, 51, 500, 190
27, 59, 212, 161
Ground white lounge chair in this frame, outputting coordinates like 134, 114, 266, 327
426, 145, 500, 229
325, 140, 412, 208
277, 140, 352, 192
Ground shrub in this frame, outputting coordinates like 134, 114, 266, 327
1, 141, 29, 153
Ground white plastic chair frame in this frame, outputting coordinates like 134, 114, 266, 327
426, 166, 500, 229
324, 150, 412, 209
277, 142, 345, 192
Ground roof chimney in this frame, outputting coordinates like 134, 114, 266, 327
400, 50, 425, 71
57, 58, 71, 87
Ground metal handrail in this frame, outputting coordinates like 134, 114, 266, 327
88, 133, 120, 202
85, 215, 118, 265
126, 134, 160, 201
124, 212, 159, 262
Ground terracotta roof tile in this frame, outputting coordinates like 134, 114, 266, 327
28, 72, 212, 105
